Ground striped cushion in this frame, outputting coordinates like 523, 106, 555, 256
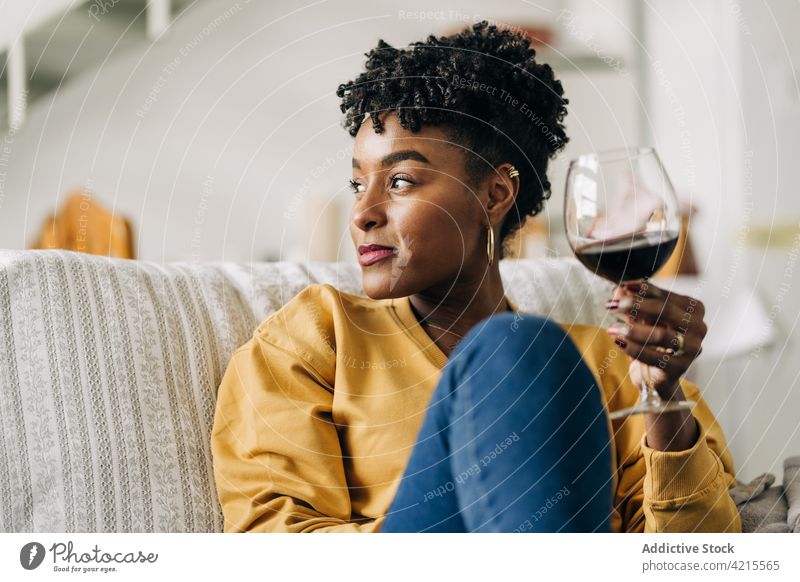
0, 249, 613, 532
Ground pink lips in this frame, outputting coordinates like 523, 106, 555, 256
358, 244, 397, 266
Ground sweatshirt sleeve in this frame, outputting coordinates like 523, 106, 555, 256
624, 378, 742, 533
210, 333, 383, 533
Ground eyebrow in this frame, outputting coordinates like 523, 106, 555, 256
352, 149, 432, 169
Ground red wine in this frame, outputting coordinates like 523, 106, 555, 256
574, 231, 679, 283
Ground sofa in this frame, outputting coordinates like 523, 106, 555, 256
0, 249, 789, 533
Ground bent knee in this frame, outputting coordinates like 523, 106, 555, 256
456, 312, 575, 366
470, 312, 568, 345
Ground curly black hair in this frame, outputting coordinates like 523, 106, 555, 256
336, 20, 569, 258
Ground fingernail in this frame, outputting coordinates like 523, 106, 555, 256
607, 324, 629, 337
614, 337, 627, 348
610, 296, 633, 312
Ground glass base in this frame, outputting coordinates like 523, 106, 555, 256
608, 399, 695, 420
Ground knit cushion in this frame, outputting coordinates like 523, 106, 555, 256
0, 249, 614, 532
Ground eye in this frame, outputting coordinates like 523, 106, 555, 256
389, 174, 414, 190
348, 178, 365, 194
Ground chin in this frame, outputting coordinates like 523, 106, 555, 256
360, 268, 411, 300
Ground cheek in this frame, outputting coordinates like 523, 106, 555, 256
393, 199, 471, 261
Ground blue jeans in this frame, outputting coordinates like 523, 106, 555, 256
380, 312, 614, 532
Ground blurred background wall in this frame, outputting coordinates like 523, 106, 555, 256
0, 0, 645, 263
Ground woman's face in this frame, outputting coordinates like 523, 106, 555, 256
349, 114, 496, 299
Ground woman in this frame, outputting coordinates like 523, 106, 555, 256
210, 22, 741, 533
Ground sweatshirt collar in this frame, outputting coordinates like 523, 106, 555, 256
389, 294, 522, 369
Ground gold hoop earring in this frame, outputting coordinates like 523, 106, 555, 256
506, 165, 520, 179
486, 224, 495, 266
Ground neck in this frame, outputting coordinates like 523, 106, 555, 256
408, 266, 509, 339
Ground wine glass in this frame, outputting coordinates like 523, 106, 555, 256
564, 146, 695, 420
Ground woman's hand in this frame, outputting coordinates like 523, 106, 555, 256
605, 280, 706, 450
605, 280, 706, 400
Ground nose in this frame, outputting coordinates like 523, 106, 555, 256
351, 183, 388, 232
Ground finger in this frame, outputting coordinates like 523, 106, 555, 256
607, 286, 707, 338
611, 295, 688, 329
608, 286, 627, 303
609, 281, 667, 303
607, 284, 659, 312
606, 320, 702, 356
629, 301, 707, 338
621, 280, 669, 301
609, 334, 688, 371
623, 281, 706, 318
611, 290, 707, 335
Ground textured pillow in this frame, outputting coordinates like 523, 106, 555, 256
0, 249, 614, 532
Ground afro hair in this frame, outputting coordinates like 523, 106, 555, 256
336, 20, 569, 258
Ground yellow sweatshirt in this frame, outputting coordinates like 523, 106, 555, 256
210, 283, 742, 533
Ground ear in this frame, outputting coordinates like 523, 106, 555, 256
485, 163, 520, 226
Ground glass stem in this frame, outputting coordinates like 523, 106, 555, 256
641, 379, 663, 408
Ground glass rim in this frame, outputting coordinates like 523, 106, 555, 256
568, 146, 656, 167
